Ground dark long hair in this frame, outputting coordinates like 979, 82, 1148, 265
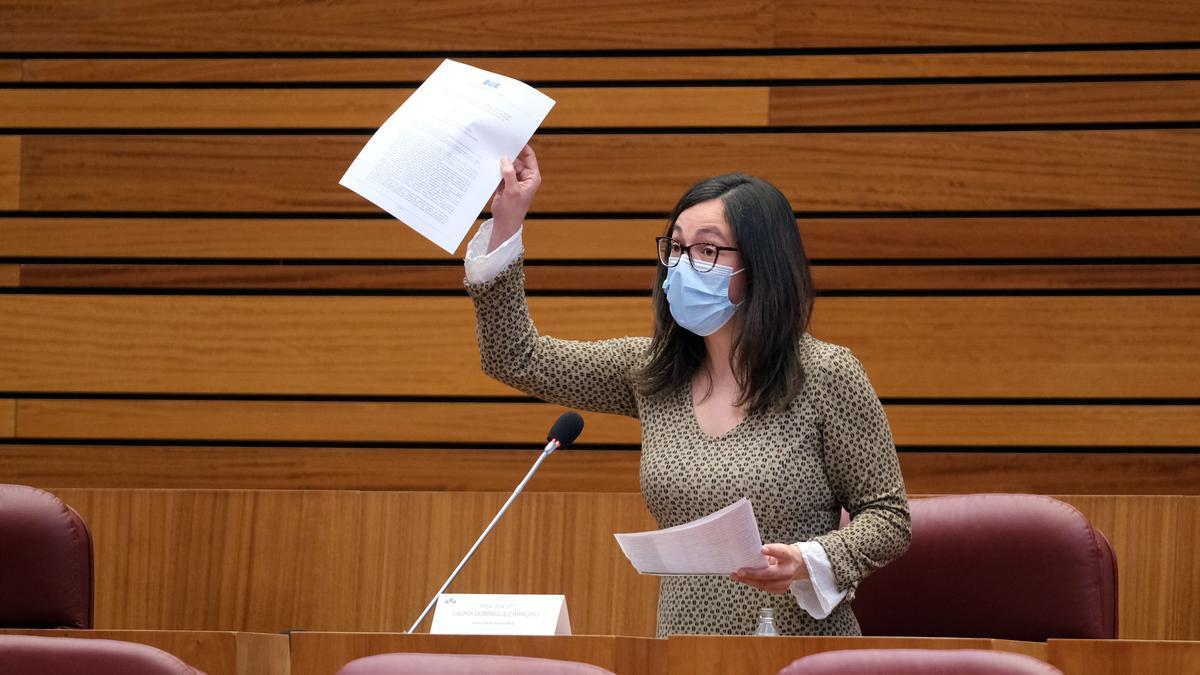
637, 174, 815, 414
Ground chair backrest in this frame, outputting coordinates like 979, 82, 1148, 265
846, 494, 1117, 641
0, 635, 204, 675
0, 484, 94, 628
336, 652, 617, 675
778, 648, 1063, 675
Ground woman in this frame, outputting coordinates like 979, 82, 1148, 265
464, 145, 910, 636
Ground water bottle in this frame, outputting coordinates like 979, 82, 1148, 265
754, 607, 778, 636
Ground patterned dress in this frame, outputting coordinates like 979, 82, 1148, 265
466, 257, 910, 637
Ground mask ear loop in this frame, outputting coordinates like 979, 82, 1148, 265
729, 267, 746, 308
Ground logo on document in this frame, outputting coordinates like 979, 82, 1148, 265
482, 79, 501, 89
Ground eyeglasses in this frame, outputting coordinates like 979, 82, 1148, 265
656, 236, 739, 273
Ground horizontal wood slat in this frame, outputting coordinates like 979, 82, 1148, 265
0, 398, 13, 437
1, 295, 1197, 397
4, 216, 1198, 260
0, 1, 775, 52
769, 81, 1200, 125
34, 488, 1200, 639
899, 453, 1200, 495
18, 132, 1200, 213
0, 87, 771, 129
774, 1, 1200, 48
16, 399, 1200, 447
0, 60, 20, 82
15, 399, 642, 445
5, 82, 1198, 128
3, 446, 1199, 495
17, 51, 1200, 83
2, 1, 1197, 50
17, 262, 1200, 291
0, 136, 17, 210
0, 264, 18, 286
4, 446, 645, 492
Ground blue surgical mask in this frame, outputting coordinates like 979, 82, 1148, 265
662, 261, 745, 336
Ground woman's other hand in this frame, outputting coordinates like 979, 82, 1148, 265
731, 543, 811, 594
489, 144, 541, 252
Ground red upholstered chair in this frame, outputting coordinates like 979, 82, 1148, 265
845, 493, 1117, 641
0, 484, 94, 628
777, 649, 1062, 675
336, 652, 617, 675
0, 635, 204, 675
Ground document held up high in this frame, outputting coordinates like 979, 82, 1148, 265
339, 59, 556, 254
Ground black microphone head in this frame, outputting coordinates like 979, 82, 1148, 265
547, 411, 584, 450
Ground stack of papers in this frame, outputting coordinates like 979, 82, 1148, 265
614, 498, 769, 575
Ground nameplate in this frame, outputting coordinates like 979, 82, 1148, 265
430, 593, 571, 635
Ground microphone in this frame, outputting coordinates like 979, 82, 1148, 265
543, 411, 584, 453
406, 411, 585, 633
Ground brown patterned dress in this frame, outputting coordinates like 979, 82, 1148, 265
466, 257, 910, 637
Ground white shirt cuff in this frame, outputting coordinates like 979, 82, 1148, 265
789, 541, 848, 620
464, 219, 524, 285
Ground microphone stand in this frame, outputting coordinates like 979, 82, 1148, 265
406, 437, 562, 634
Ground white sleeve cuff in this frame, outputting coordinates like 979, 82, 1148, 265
464, 219, 524, 285
789, 541, 849, 620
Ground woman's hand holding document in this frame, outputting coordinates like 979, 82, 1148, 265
339, 59, 555, 254
614, 498, 770, 575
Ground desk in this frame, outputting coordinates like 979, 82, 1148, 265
288, 633, 1046, 675
0, 629, 289, 675
288, 633, 663, 675
1048, 639, 1200, 675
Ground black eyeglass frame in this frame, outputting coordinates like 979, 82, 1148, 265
655, 236, 740, 273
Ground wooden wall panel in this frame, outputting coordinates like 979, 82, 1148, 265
14, 399, 643, 445
48, 488, 660, 635
0, 60, 20, 82
0, 399, 13, 438
36, 489, 1200, 639
0, 295, 634, 396
0, 446, 646, 492
0, 1, 774, 52
769, 82, 1200, 125
3, 216, 1198, 260
1058, 496, 1199, 640
65, 488, 371, 633
2, 1, 1197, 51
898, 453, 1200, 496
18, 51, 1200, 83
0, 136, 18, 211
0, 87, 770, 129
887, 405, 1200, 448
15, 399, 1200, 448
19, 132, 1200, 213
775, 1, 1200, 47
2, 295, 1198, 397
18, 262, 1200, 291
0, 264, 18, 286
6, 82, 1196, 129
357, 491, 660, 635
811, 296, 1200, 398
4, 446, 1198, 495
